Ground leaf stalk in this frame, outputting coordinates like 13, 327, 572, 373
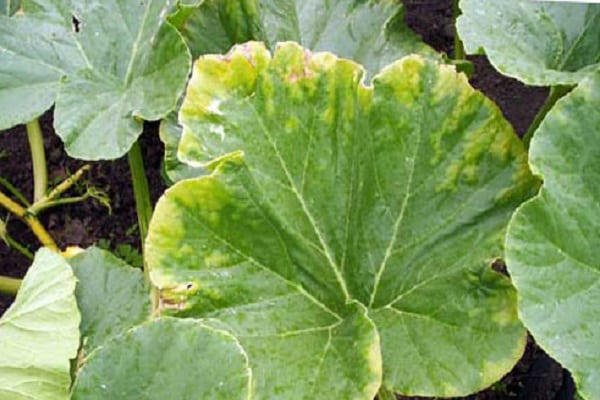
1, 224, 34, 260
127, 140, 158, 312
28, 165, 92, 215
522, 85, 573, 148
0, 275, 21, 296
452, 0, 465, 60
25, 118, 48, 202
0, 190, 58, 251
377, 386, 396, 400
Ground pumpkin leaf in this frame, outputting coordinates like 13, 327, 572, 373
0, 248, 80, 400
71, 318, 251, 400
0, 0, 190, 160
457, 0, 600, 85
160, 110, 206, 183
173, 0, 438, 75
506, 71, 600, 400
147, 42, 537, 397
161, 0, 439, 184
69, 247, 151, 353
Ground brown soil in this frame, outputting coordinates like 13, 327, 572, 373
0, 1, 575, 399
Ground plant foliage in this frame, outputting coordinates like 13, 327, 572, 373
72, 318, 251, 400
146, 41, 537, 397
457, 0, 600, 85
0, 0, 190, 159
0, 248, 79, 400
506, 71, 600, 400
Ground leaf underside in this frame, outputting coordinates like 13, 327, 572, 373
457, 0, 600, 86
0, 248, 80, 400
147, 42, 537, 398
506, 71, 600, 400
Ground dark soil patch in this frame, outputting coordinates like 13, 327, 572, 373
0, 1, 575, 399
0, 114, 165, 311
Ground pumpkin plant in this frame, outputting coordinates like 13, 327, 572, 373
145, 41, 536, 398
458, 1, 600, 399
1, 0, 598, 399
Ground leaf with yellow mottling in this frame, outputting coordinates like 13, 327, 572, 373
147, 42, 538, 398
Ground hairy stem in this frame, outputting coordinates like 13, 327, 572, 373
523, 85, 572, 148
452, 0, 465, 60
0, 190, 58, 251
377, 387, 396, 400
26, 119, 47, 202
0, 275, 21, 296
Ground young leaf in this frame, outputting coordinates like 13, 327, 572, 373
0, 0, 191, 160
457, 0, 600, 86
146, 42, 538, 397
71, 318, 251, 400
69, 247, 151, 353
0, 248, 80, 400
506, 71, 600, 400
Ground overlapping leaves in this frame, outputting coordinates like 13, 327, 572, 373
160, 0, 438, 183
0, 0, 190, 159
69, 247, 151, 352
457, 0, 600, 86
146, 42, 537, 397
506, 72, 600, 400
171, 0, 437, 74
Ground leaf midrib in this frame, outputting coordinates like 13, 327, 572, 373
368, 124, 423, 308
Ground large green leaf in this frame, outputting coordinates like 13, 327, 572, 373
173, 0, 437, 74
72, 318, 251, 400
159, 0, 439, 183
506, 71, 600, 400
0, 0, 190, 160
69, 247, 151, 353
146, 42, 537, 397
457, 0, 600, 86
0, 248, 80, 400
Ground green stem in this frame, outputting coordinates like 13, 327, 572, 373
0, 275, 21, 296
0, 190, 58, 251
128, 141, 152, 250
28, 165, 91, 215
522, 85, 572, 148
452, 0, 465, 60
3, 233, 34, 260
127, 140, 158, 313
30, 196, 92, 214
26, 119, 47, 202
377, 386, 396, 400
0, 177, 30, 206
